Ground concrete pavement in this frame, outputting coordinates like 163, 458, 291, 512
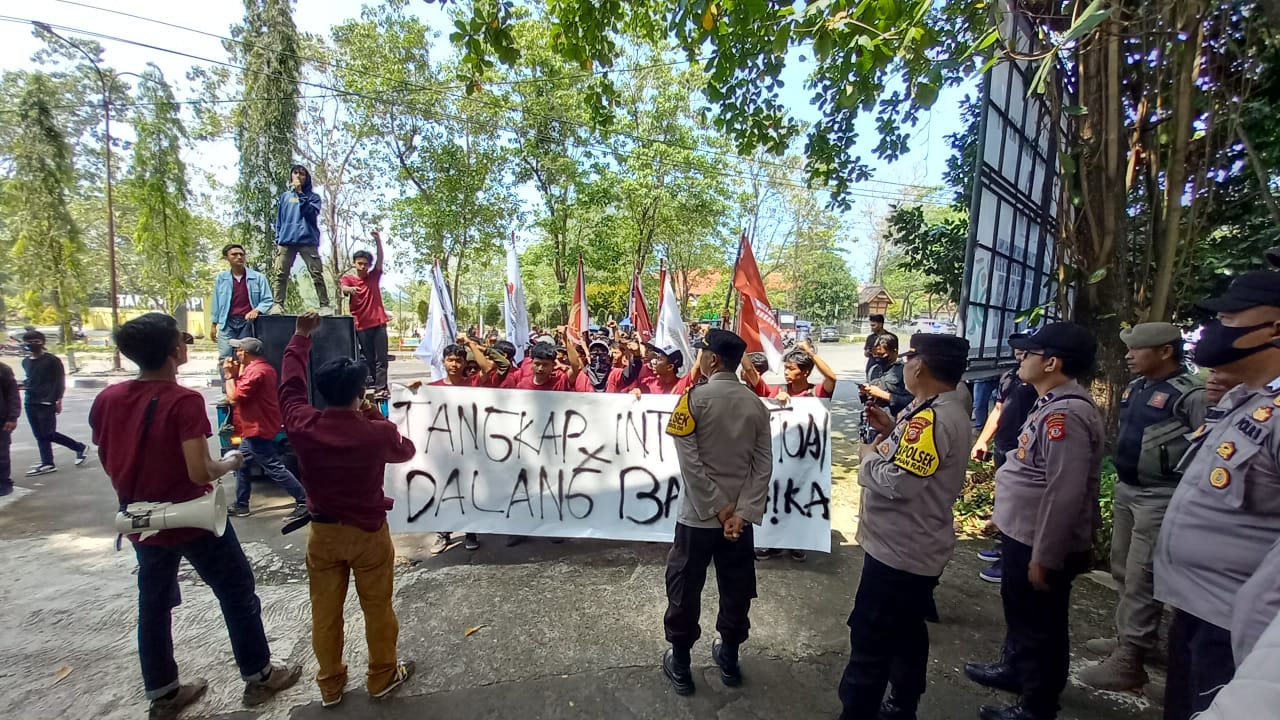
0, 342, 1158, 720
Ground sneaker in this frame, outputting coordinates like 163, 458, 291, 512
979, 563, 1002, 583
148, 679, 209, 720
463, 533, 481, 551
790, 550, 807, 562
242, 661, 302, 706
285, 504, 309, 521
321, 688, 343, 708
1076, 645, 1149, 691
977, 545, 1002, 562
25, 464, 56, 477
371, 660, 415, 699
429, 533, 451, 555
228, 505, 251, 517
268, 304, 285, 315
317, 305, 335, 317
75, 446, 91, 466
754, 548, 783, 560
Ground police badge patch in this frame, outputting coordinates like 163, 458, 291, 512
1216, 441, 1236, 461
1253, 406, 1274, 423
1148, 392, 1169, 409
1209, 467, 1231, 489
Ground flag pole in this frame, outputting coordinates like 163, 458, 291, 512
722, 229, 744, 328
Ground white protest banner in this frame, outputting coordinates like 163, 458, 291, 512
385, 385, 832, 552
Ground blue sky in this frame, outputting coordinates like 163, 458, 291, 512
1, 0, 976, 287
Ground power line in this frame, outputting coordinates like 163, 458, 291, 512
37, 2, 946, 195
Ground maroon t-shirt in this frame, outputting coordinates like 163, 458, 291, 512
232, 358, 282, 439
90, 381, 213, 545
516, 370, 573, 391
229, 273, 253, 317
341, 269, 390, 331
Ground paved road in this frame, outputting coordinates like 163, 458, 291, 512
0, 343, 1157, 720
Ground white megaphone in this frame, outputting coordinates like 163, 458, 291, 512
115, 482, 229, 542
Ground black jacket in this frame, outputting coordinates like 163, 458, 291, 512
21, 353, 64, 405
0, 363, 19, 422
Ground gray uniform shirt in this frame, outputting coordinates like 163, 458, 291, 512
858, 391, 970, 577
667, 372, 773, 528
993, 379, 1105, 569
1155, 378, 1280, 656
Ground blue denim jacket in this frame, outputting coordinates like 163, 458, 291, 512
211, 268, 274, 327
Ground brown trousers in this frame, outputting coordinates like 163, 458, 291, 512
306, 521, 399, 697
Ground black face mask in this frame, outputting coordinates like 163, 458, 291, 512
1193, 320, 1277, 368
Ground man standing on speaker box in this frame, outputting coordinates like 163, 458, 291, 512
89, 313, 301, 720
340, 230, 391, 400
281, 311, 417, 707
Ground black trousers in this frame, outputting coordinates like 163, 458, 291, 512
0, 426, 11, 485
1000, 534, 1089, 718
663, 522, 757, 649
838, 553, 939, 720
25, 403, 83, 467
1163, 609, 1235, 720
356, 324, 389, 393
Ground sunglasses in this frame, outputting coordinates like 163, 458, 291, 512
181, 332, 194, 345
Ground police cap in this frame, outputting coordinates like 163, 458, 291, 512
694, 328, 747, 368
1009, 322, 1097, 363
1119, 322, 1181, 349
1198, 270, 1280, 313
902, 333, 969, 376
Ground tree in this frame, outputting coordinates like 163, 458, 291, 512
124, 65, 196, 316
3, 73, 87, 354
230, 0, 302, 263
882, 203, 967, 304
790, 247, 859, 324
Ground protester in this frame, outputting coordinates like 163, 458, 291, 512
1155, 270, 1280, 720
222, 337, 307, 520
965, 322, 1104, 720
22, 329, 88, 475
271, 164, 331, 315
0, 361, 18, 496
514, 340, 581, 391
740, 352, 772, 397
863, 314, 896, 374
280, 312, 417, 707
774, 340, 838, 401
89, 313, 300, 719
861, 335, 912, 414
210, 243, 273, 387
660, 328, 771, 696
839, 334, 971, 720
635, 343, 699, 395
577, 340, 616, 392
341, 230, 392, 399
1077, 323, 1205, 692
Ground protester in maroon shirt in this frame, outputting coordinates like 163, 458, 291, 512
515, 340, 582, 391
773, 340, 838, 401
89, 313, 300, 718
634, 343, 698, 395
340, 230, 392, 398
222, 337, 306, 518
281, 312, 416, 705
740, 352, 773, 397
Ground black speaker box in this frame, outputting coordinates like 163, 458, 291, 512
249, 315, 357, 409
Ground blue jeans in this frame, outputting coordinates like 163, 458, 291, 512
972, 378, 998, 431
217, 316, 252, 380
133, 523, 272, 698
234, 435, 306, 508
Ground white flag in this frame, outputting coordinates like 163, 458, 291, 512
503, 242, 531, 363
654, 270, 695, 377
416, 260, 458, 382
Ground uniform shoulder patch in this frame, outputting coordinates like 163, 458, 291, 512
1148, 392, 1169, 409
1045, 412, 1068, 441
665, 389, 696, 437
891, 408, 940, 477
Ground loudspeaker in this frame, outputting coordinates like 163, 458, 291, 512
115, 482, 229, 541
251, 315, 358, 409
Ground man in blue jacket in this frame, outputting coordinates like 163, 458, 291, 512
272, 165, 332, 315
212, 243, 274, 380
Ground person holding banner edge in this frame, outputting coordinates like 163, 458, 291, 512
661, 328, 772, 696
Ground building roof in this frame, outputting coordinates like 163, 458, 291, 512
858, 284, 893, 304
680, 268, 792, 298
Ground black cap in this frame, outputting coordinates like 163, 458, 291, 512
1009, 321, 1097, 362
695, 328, 747, 367
1198, 270, 1280, 313
902, 333, 970, 363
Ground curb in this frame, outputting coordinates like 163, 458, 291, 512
71, 376, 218, 390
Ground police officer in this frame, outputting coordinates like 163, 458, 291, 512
964, 322, 1105, 720
1077, 323, 1205, 691
1155, 270, 1280, 720
838, 334, 971, 720
661, 328, 772, 696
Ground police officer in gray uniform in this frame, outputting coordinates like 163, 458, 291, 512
839, 334, 971, 720
964, 322, 1105, 720
661, 328, 772, 696
1078, 323, 1205, 691
1155, 269, 1280, 720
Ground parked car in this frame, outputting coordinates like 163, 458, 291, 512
819, 326, 840, 343
906, 317, 959, 336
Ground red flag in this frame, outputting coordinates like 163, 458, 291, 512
732, 233, 769, 303
567, 254, 589, 347
737, 294, 786, 372
629, 271, 654, 341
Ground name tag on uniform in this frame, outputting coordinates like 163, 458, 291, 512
892, 409, 940, 477
665, 390, 696, 437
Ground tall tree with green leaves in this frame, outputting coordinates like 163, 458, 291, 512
124, 65, 196, 316
3, 73, 87, 350
230, 0, 302, 263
